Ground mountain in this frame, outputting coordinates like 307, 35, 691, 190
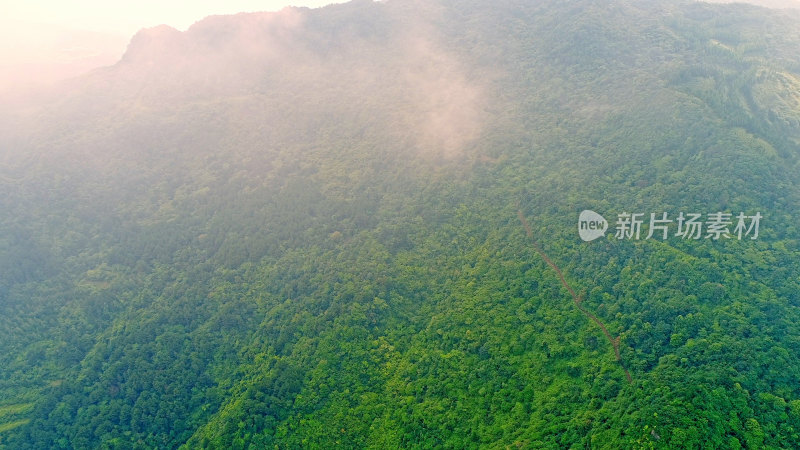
2, 0, 800, 448
701, 0, 800, 9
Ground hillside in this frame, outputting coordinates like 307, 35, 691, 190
2, 0, 800, 448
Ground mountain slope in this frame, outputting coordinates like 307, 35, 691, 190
2, 0, 800, 448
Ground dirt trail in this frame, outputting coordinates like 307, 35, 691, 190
518, 210, 632, 383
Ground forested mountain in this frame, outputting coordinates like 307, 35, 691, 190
2, 0, 800, 448
702, 0, 800, 9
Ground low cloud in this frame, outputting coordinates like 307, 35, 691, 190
396, 34, 486, 159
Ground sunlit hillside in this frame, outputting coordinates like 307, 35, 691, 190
2, 0, 800, 448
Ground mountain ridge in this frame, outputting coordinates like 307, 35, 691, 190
1, 0, 800, 448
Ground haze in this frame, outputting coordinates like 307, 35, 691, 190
0, 0, 347, 92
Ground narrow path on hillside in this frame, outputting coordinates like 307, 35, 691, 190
518, 209, 632, 383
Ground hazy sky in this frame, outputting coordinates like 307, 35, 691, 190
0, 0, 348, 90
3, 1, 347, 35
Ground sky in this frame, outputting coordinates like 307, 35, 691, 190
0, 0, 348, 90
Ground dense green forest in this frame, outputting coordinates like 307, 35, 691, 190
2, 0, 800, 448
